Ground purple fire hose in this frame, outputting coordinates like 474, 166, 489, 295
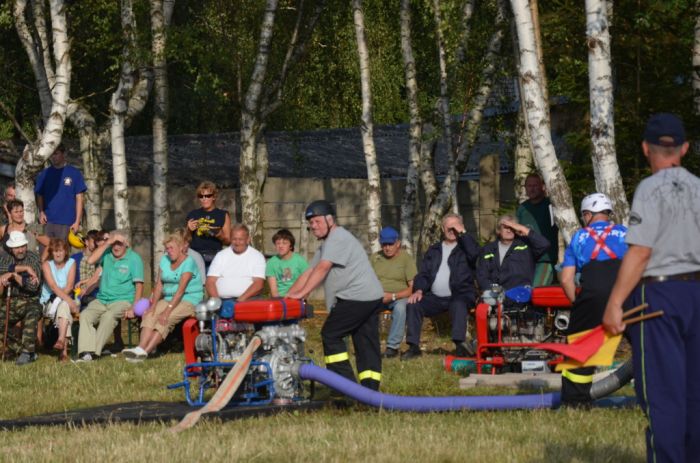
297, 363, 561, 411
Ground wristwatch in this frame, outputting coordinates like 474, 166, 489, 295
391, 293, 397, 302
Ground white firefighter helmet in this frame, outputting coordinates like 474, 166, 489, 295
580, 193, 613, 214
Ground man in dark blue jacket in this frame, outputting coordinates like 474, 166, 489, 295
402, 213, 479, 360
476, 215, 550, 294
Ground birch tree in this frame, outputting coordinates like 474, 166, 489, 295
239, 0, 325, 249
417, 0, 509, 252
151, 0, 175, 273
15, 0, 154, 230
511, 0, 578, 242
110, 0, 140, 234
432, 0, 457, 214
398, 0, 426, 253
586, 0, 628, 223
352, 0, 382, 252
12, 0, 71, 223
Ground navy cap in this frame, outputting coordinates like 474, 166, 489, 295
644, 113, 686, 147
379, 226, 400, 244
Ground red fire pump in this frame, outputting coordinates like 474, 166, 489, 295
473, 286, 572, 374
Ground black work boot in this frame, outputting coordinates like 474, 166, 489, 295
383, 347, 399, 358
400, 344, 422, 361
454, 340, 475, 357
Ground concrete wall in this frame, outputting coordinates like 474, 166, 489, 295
100, 172, 514, 286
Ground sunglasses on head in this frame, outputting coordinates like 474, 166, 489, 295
198, 193, 214, 199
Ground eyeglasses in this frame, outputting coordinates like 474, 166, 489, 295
198, 193, 214, 199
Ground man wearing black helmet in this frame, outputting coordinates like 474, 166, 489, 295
287, 200, 384, 391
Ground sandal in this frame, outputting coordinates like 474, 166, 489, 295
53, 339, 65, 351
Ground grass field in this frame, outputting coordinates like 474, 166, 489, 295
0, 310, 647, 462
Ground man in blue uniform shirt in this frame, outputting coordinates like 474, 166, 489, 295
604, 113, 700, 462
560, 193, 627, 406
34, 144, 87, 239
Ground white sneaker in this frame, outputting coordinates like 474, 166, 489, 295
76, 353, 93, 363
123, 346, 148, 361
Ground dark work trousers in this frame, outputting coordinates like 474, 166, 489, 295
562, 259, 621, 406
321, 297, 383, 391
406, 292, 471, 345
626, 280, 700, 463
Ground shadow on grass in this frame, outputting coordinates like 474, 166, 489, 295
538, 442, 644, 463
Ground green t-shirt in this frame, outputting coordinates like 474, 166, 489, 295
516, 197, 558, 263
265, 252, 309, 297
370, 249, 418, 293
160, 255, 204, 305
97, 248, 144, 304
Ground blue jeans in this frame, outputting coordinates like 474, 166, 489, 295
383, 298, 407, 350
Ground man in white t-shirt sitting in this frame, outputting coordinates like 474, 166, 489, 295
205, 224, 265, 305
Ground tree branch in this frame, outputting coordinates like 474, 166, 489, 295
0, 98, 34, 145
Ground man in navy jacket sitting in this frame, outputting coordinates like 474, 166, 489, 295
476, 215, 550, 296
402, 213, 480, 360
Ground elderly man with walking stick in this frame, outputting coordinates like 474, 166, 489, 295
0, 231, 42, 365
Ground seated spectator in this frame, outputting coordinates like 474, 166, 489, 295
40, 238, 78, 361
402, 214, 480, 360
2, 182, 15, 224
77, 230, 144, 362
123, 231, 203, 362
476, 215, 550, 295
71, 229, 106, 308
186, 181, 232, 269
0, 231, 42, 365
178, 228, 206, 286
0, 199, 49, 259
266, 228, 308, 297
370, 226, 417, 358
206, 224, 265, 304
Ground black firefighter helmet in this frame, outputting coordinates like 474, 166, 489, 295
304, 200, 335, 220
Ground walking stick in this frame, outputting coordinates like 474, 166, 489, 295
2, 285, 11, 362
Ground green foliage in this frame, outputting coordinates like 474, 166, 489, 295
541, 0, 700, 200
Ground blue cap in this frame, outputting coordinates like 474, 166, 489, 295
379, 226, 400, 244
644, 113, 686, 147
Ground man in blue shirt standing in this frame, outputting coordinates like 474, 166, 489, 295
34, 144, 87, 239
560, 193, 627, 406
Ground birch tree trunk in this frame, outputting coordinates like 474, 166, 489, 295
693, 0, 700, 156
513, 109, 534, 202
586, 0, 628, 223
418, 0, 507, 252
240, 0, 325, 250
13, 0, 71, 224
511, 0, 578, 243
399, 0, 422, 253
240, 0, 278, 249
151, 0, 173, 275
432, 0, 458, 215
110, 0, 138, 236
529, 0, 549, 108
13, 0, 52, 124
510, 14, 535, 203
352, 0, 382, 252
456, 0, 476, 64
67, 103, 108, 230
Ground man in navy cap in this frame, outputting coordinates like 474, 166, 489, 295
604, 113, 700, 462
370, 226, 417, 358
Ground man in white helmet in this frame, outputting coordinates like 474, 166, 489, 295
559, 193, 628, 406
